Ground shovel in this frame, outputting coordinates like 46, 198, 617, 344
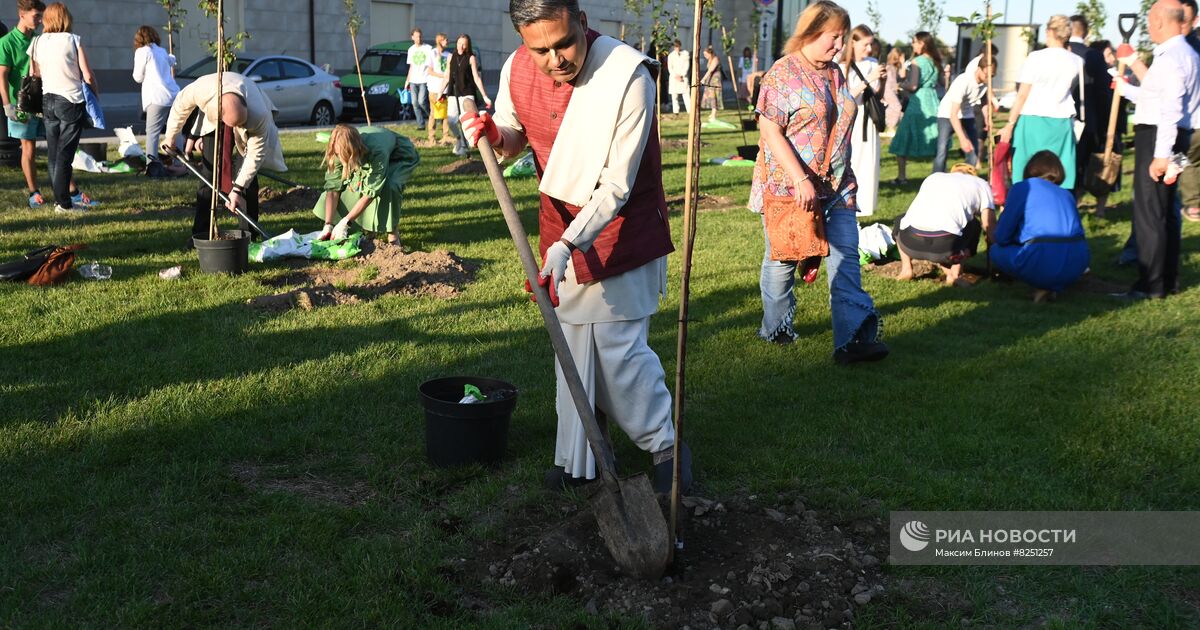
167, 147, 273, 240
463, 100, 670, 579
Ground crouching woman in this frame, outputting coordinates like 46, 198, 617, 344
990, 150, 1090, 301
315, 124, 420, 244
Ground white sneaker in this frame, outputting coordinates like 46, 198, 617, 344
54, 204, 85, 214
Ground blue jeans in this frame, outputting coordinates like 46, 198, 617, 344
933, 117, 978, 173
408, 82, 428, 126
759, 197, 882, 351
43, 93, 86, 209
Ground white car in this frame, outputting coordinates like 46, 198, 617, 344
177, 55, 342, 126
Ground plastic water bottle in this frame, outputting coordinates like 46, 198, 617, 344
1165, 152, 1189, 185
78, 263, 112, 280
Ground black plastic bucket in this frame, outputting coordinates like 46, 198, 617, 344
193, 229, 250, 275
741, 119, 757, 132
418, 376, 518, 468
736, 144, 759, 161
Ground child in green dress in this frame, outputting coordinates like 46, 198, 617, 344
316, 124, 420, 245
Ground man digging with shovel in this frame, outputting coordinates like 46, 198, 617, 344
162, 72, 286, 243
463, 0, 692, 495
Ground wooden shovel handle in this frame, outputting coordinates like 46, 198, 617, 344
462, 99, 620, 487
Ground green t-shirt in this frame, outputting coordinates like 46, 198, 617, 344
0, 27, 33, 104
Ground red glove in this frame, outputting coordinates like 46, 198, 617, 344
1116, 44, 1137, 65
460, 110, 500, 148
523, 275, 560, 308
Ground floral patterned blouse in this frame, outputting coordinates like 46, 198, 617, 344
749, 53, 859, 213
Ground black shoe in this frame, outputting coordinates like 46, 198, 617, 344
834, 340, 890, 365
766, 330, 794, 345
652, 442, 692, 495
543, 466, 593, 493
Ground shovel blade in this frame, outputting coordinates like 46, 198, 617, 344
589, 472, 670, 579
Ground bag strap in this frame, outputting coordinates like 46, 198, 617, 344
817, 67, 845, 179
849, 60, 875, 98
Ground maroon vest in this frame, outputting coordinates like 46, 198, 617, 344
508, 30, 673, 284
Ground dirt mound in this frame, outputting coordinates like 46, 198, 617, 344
666, 192, 739, 213
868, 259, 937, 280
437, 159, 489, 176
448, 492, 898, 628
259, 186, 320, 213
231, 462, 374, 507
248, 240, 476, 311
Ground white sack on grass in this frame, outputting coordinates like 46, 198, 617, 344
858, 223, 895, 261
72, 150, 113, 173
115, 126, 146, 159
251, 229, 312, 262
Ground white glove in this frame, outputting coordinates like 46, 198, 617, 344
331, 217, 351, 240
317, 223, 333, 241
3, 103, 18, 121
539, 240, 572, 290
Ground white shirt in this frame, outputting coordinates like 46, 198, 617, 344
29, 33, 84, 103
1132, 35, 1200, 158
406, 43, 433, 84
844, 58, 880, 106
1016, 47, 1084, 118
938, 70, 985, 119
899, 172, 994, 235
667, 49, 690, 93
425, 49, 450, 94
133, 43, 180, 110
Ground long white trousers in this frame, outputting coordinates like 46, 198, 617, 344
554, 317, 675, 479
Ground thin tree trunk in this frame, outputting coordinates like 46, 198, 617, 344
210, 0, 224, 240
671, 0, 705, 564
350, 33, 371, 126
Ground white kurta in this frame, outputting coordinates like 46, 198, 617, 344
667, 50, 690, 95
845, 58, 881, 216
493, 40, 677, 480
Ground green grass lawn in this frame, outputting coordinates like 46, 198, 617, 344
1, 112, 1198, 627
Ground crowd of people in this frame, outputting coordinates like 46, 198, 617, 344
2, 0, 1197, 490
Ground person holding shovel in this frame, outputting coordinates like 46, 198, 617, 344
460, 0, 690, 494
162, 71, 286, 241
313, 124, 419, 245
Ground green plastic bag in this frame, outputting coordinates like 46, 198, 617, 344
503, 152, 536, 178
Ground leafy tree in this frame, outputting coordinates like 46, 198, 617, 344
157, 0, 186, 62
198, 0, 249, 69
915, 0, 944, 35
344, 0, 371, 125
866, 0, 882, 35
1137, 0, 1154, 54
1074, 0, 1106, 40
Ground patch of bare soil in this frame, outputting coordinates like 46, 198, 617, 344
231, 462, 374, 507
443, 492, 923, 628
247, 239, 476, 311
868, 259, 937, 280
437, 159, 489, 176
260, 186, 320, 213
666, 192, 740, 213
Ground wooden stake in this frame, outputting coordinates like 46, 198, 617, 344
210, 0, 224, 241
985, 2, 995, 179
350, 33, 372, 126
670, 0, 704, 564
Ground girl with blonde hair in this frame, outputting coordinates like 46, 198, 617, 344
999, 15, 1085, 190
750, 0, 888, 363
315, 124, 420, 244
840, 24, 884, 216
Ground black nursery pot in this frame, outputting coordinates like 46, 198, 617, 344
418, 376, 518, 468
736, 144, 759, 161
741, 119, 757, 132
193, 229, 250, 275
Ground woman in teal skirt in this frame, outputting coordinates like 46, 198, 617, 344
998, 15, 1083, 190
314, 124, 420, 245
888, 31, 943, 184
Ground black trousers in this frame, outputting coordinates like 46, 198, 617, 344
192, 129, 260, 240
1131, 125, 1185, 296
893, 217, 982, 264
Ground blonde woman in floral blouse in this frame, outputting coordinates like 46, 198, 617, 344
750, 0, 888, 364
